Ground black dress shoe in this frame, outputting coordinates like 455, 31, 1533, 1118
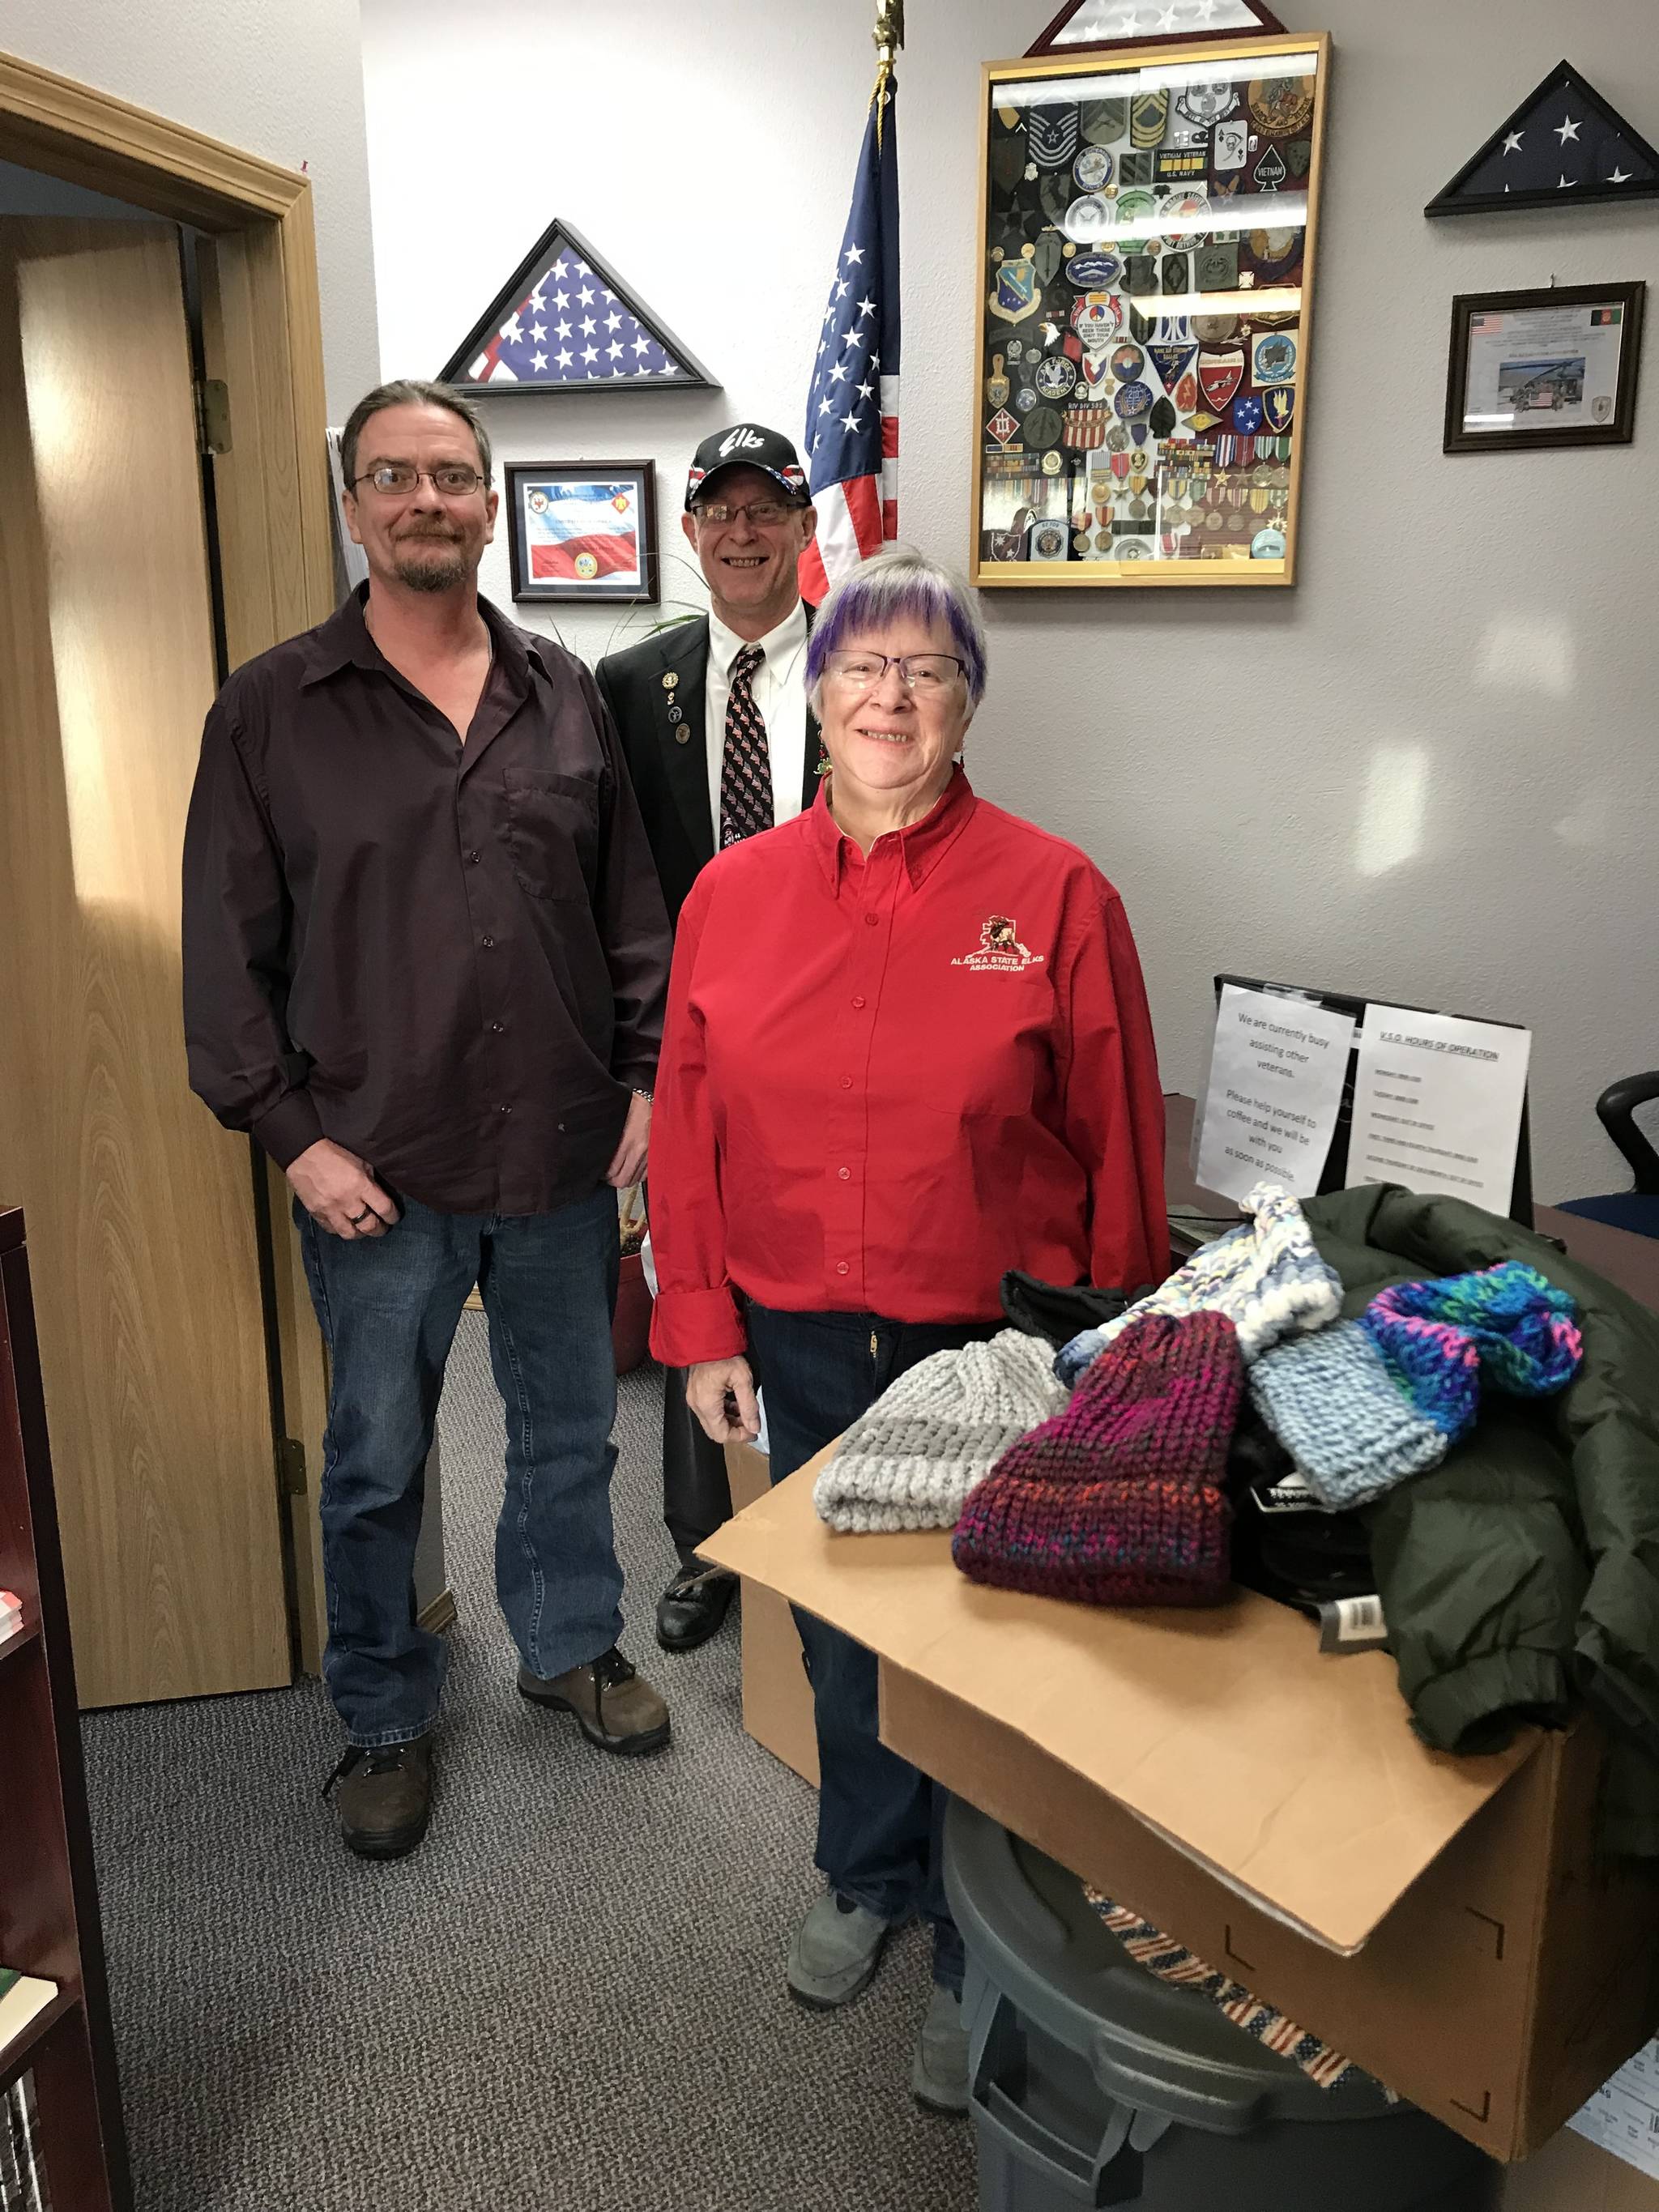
655, 1564, 737, 1652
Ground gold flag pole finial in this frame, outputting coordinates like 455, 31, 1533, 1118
872, 0, 902, 139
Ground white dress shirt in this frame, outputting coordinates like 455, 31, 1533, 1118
704, 601, 810, 835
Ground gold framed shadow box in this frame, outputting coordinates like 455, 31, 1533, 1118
971, 31, 1331, 588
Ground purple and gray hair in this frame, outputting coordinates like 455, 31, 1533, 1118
805, 546, 988, 714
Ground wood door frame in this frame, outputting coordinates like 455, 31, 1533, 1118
0, 49, 334, 1669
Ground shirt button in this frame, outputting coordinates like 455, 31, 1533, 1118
838, 1167, 851, 1181
498, 1103, 512, 1115
467, 849, 481, 864
492, 1021, 505, 1034
481, 934, 494, 948
851, 995, 866, 1009
839, 1076, 852, 1089
864, 913, 880, 928
836, 1261, 850, 1276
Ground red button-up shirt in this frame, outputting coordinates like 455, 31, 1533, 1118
648, 769, 1166, 1366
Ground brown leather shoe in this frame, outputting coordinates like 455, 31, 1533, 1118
517, 1646, 671, 1755
324, 1736, 433, 1860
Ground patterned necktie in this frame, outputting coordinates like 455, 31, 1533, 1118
719, 642, 772, 848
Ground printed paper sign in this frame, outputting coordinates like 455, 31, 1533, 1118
1570, 2037, 1659, 2180
1348, 1005, 1530, 1217
1196, 985, 1355, 1203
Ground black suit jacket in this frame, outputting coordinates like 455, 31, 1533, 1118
595, 613, 821, 928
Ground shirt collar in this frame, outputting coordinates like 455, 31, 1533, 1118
708, 597, 808, 681
804, 764, 978, 894
297, 582, 544, 689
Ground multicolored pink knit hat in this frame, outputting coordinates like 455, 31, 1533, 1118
952, 1311, 1242, 1607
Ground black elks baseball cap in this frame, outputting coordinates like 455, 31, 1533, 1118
684, 423, 810, 511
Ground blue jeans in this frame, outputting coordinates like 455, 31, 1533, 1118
745, 1302, 998, 1994
296, 1187, 624, 1746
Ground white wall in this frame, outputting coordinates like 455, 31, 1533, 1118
362, 0, 1659, 1202
3, 0, 381, 419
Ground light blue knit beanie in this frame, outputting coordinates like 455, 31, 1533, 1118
1248, 1321, 1449, 1511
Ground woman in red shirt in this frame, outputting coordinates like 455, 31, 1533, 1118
648, 546, 1165, 2112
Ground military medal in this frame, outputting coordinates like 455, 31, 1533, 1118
987, 352, 1010, 407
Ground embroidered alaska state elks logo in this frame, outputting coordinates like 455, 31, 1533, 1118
952, 914, 1045, 972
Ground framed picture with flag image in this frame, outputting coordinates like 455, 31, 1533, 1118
1444, 283, 1645, 454
971, 29, 1331, 588
505, 460, 659, 604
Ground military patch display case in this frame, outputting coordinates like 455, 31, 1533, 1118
971, 32, 1330, 587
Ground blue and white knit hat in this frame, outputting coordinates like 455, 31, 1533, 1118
1057, 1181, 1341, 1383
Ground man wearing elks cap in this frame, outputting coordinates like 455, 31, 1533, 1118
596, 423, 819, 1654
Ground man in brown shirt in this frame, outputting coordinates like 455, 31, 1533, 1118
183, 378, 674, 1860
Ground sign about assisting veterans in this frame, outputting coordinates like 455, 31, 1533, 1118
1196, 985, 1355, 1204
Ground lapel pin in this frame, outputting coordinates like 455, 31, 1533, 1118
662, 671, 680, 690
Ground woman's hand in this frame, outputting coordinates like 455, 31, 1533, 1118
686, 1357, 761, 1446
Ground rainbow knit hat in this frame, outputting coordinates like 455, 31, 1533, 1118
953, 1311, 1243, 1607
1252, 1260, 1583, 1511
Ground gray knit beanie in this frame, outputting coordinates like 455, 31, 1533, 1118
1249, 1321, 1449, 1511
813, 1331, 1068, 1534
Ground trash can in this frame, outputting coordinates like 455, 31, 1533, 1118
944, 1801, 1499, 2212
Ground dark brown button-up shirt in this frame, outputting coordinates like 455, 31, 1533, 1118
182, 587, 672, 1216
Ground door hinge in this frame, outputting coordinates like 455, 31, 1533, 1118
275, 1437, 308, 1497
194, 377, 232, 456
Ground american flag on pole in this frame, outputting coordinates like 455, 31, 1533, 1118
800, 75, 901, 603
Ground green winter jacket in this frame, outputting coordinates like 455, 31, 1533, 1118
1300, 1185, 1659, 1858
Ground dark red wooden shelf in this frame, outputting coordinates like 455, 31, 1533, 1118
0, 1207, 131, 2210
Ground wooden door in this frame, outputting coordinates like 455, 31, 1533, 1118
0, 216, 290, 1706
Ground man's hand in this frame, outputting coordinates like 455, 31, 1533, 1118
686, 1357, 760, 1446
287, 1139, 400, 1240
605, 1091, 651, 1189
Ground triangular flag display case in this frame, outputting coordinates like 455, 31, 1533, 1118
1427, 59, 1659, 216
1026, 0, 1284, 59
437, 219, 718, 393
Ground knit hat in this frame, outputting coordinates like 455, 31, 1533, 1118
1249, 1263, 1583, 1514
1366, 1261, 1582, 1402
812, 1330, 1067, 1534
1056, 1181, 1341, 1384
1248, 1323, 1454, 1512
953, 1311, 1243, 1605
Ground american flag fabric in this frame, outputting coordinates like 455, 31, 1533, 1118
1428, 62, 1659, 214
800, 80, 901, 603
461, 232, 687, 386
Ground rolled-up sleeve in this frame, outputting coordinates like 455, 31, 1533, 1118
584, 669, 672, 1093
1056, 880, 1166, 1296
647, 880, 747, 1366
181, 697, 322, 1170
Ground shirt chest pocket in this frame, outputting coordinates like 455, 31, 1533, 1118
501, 769, 599, 904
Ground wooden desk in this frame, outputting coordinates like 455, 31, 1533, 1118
1162, 1093, 1659, 1314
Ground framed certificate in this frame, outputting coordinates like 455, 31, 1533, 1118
970, 30, 1331, 589
1444, 283, 1645, 454
504, 460, 659, 604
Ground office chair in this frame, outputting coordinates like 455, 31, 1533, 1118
1555, 1072, 1659, 1241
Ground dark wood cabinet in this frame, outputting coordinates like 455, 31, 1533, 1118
0, 1207, 130, 2210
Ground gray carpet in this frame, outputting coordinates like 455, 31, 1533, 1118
80, 1320, 978, 2212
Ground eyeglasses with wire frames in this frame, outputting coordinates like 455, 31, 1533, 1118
689, 497, 800, 528
822, 650, 967, 696
351, 462, 490, 498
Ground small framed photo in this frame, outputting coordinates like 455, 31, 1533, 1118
505, 459, 659, 603
1444, 283, 1645, 454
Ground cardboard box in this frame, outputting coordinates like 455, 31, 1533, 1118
1502, 2127, 1659, 2211
722, 1443, 817, 1787
703, 1455, 1659, 2162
